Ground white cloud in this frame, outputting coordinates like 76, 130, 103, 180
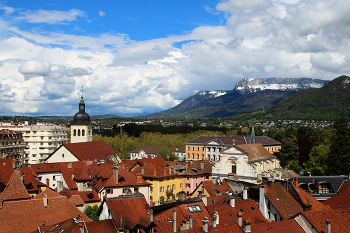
15, 9, 85, 24
0, 0, 349, 116
0, 5, 15, 15
98, 10, 106, 17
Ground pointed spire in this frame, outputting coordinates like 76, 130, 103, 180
249, 126, 256, 144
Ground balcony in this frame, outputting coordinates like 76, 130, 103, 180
166, 189, 173, 196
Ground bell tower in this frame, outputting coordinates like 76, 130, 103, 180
70, 86, 92, 143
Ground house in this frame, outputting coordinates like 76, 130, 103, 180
89, 163, 151, 203
212, 143, 281, 183
0, 170, 90, 233
288, 175, 349, 201
258, 181, 303, 222
60, 189, 101, 210
190, 179, 233, 198
45, 140, 118, 164
98, 194, 156, 233
131, 162, 183, 205
130, 145, 186, 161
35, 218, 119, 233
185, 135, 281, 161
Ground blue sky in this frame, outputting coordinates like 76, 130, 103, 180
0, 0, 349, 116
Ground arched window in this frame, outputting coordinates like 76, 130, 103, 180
78, 129, 81, 136
73, 129, 76, 136
82, 129, 85, 136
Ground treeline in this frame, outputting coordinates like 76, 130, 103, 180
94, 118, 350, 176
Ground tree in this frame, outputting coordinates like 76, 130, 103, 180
275, 138, 299, 168
297, 135, 313, 165
157, 148, 178, 161
303, 144, 330, 176
84, 205, 99, 221
327, 118, 350, 175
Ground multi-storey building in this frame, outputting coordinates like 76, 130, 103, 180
0, 123, 68, 164
185, 135, 281, 161
0, 129, 26, 167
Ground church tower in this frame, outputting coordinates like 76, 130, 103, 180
70, 88, 92, 143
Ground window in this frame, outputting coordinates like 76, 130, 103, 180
232, 165, 237, 174
53, 176, 56, 181
78, 129, 81, 136
73, 129, 76, 136
62, 154, 64, 158
185, 184, 191, 188
180, 183, 183, 188
106, 189, 113, 194
172, 184, 176, 190
82, 129, 85, 136
160, 186, 164, 192
150, 186, 153, 192
32, 154, 36, 157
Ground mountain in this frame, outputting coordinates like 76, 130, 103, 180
268, 75, 350, 120
147, 77, 329, 118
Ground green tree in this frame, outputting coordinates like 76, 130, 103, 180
274, 138, 299, 168
303, 144, 330, 176
327, 118, 350, 175
84, 205, 99, 221
157, 148, 178, 161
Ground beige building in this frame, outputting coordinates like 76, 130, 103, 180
70, 96, 92, 143
0, 129, 26, 167
0, 122, 68, 164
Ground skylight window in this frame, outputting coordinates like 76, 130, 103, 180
239, 208, 245, 213
188, 205, 202, 212
250, 206, 256, 211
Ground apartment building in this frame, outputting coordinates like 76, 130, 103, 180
0, 122, 68, 164
0, 129, 26, 167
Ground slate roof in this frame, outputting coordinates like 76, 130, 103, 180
251, 219, 305, 233
236, 143, 276, 162
264, 182, 303, 220
0, 170, 31, 201
0, 195, 90, 232
47, 140, 116, 162
303, 209, 350, 233
291, 175, 349, 193
104, 196, 153, 230
323, 188, 350, 209
186, 135, 281, 146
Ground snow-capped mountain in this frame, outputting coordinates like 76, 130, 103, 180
197, 90, 227, 98
234, 78, 329, 94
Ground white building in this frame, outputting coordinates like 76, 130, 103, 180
70, 96, 92, 143
0, 122, 68, 164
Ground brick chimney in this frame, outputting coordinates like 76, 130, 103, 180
293, 177, 299, 188
113, 166, 118, 184
137, 174, 143, 183
153, 168, 157, 176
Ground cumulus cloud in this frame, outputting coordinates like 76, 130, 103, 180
0, 5, 15, 15
15, 9, 85, 24
0, 0, 349, 116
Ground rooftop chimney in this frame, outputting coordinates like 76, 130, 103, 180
189, 214, 193, 229
202, 217, 209, 233
113, 166, 119, 184
201, 161, 204, 170
230, 196, 235, 208
326, 220, 331, 233
79, 222, 84, 233
141, 167, 144, 174
136, 174, 143, 183
243, 188, 248, 200
212, 212, 217, 229
173, 208, 177, 233
293, 177, 299, 188
244, 219, 251, 232
150, 209, 154, 222
237, 212, 242, 227
43, 194, 48, 208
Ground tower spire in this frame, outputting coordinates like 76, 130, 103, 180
81, 86, 84, 99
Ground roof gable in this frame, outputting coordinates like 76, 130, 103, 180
237, 143, 275, 161
0, 170, 31, 201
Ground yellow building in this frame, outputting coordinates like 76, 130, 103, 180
132, 163, 184, 206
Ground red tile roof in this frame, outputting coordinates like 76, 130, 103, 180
198, 179, 233, 197
236, 143, 275, 161
251, 219, 305, 233
105, 196, 153, 230
0, 170, 31, 201
323, 188, 350, 210
0, 158, 16, 185
68, 194, 85, 206
338, 180, 350, 193
294, 185, 330, 211
303, 209, 350, 233
34, 188, 63, 199
264, 182, 303, 220
0, 195, 90, 232
131, 145, 186, 154
131, 163, 177, 178
48, 140, 116, 162
60, 189, 100, 203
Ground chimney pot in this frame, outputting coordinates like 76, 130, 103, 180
202, 217, 209, 233
230, 196, 235, 207
173, 208, 177, 233
326, 220, 331, 233
43, 194, 48, 208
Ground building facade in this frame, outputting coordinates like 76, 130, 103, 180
70, 96, 92, 143
0, 129, 26, 167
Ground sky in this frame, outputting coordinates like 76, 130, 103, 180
0, 0, 349, 117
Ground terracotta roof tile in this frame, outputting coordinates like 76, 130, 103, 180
338, 180, 350, 193
295, 185, 330, 211
251, 219, 305, 233
60, 190, 100, 203
265, 182, 303, 220
105, 196, 152, 230
34, 188, 63, 199
0, 170, 31, 201
0, 158, 16, 185
323, 188, 350, 209
303, 209, 350, 233
0, 196, 90, 232
62, 140, 116, 162
200, 179, 233, 197
68, 194, 85, 206
236, 143, 275, 161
